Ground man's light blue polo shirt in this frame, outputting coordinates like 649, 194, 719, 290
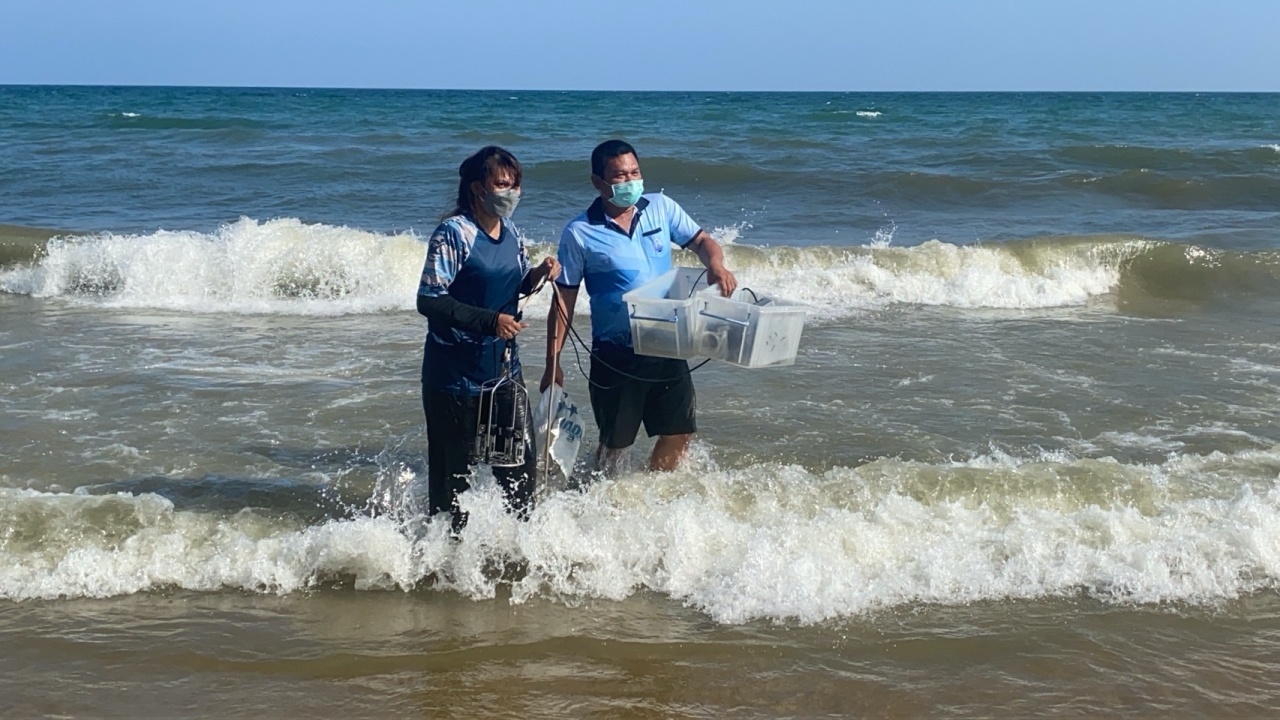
556, 193, 702, 348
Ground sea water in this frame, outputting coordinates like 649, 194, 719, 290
2, 87, 1279, 717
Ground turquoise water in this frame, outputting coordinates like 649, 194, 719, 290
2, 87, 1280, 717
3, 87, 1278, 247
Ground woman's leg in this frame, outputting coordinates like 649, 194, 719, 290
422, 387, 475, 532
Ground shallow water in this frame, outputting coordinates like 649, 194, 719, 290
6, 591, 1280, 718
2, 87, 1280, 716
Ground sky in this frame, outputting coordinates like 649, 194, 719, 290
1, 0, 1277, 92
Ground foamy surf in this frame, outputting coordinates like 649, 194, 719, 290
5, 447, 1280, 624
4, 219, 1276, 317
0, 218, 428, 315
716, 238, 1123, 318
0, 217, 1136, 316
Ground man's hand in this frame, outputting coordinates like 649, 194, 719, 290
707, 264, 737, 297
539, 365, 564, 392
495, 313, 526, 340
687, 230, 737, 297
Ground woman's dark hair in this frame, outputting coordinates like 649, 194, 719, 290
447, 146, 522, 219
591, 139, 637, 178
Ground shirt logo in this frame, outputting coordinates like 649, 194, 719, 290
643, 228, 665, 254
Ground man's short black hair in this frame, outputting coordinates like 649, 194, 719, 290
591, 139, 637, 178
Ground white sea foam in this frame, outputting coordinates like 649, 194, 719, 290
5, 447, 1280, 623
856, 110, 882, 118
869, 220, 897, 248
0, 218, 1128, 318
1230, 358, 1280, 376
1265, 144, 1280, 154
719, 239, 1122, 320
0, 218, 426, 315
1094, 431, 1185, 452
708, 223, 750, 246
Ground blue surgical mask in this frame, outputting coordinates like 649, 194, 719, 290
607, 179, 644, 208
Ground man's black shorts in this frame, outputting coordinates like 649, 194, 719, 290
588, 344, 697, 449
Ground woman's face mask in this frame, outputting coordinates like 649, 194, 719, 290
481, 187, 521, 218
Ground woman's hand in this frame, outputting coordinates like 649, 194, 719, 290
535, 256, 561, 283
495, 313, 527, 340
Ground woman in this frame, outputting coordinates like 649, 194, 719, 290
416, 146, 559, 531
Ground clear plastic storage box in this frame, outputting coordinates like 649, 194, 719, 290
623, 267, 808, 367
693, 289, 808, 367
622, 268, 711, 360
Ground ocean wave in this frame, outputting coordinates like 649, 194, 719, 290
713, 237, 1122, 316
527, 156, 775, 186
1114, 241, 1280, 304
103, 113, 273, 131
608, 159, 1280, 209
1071, 169, 1280, 211
1058, 144, 1239, 171
3, 220, 1277, 315
0, 218, 428, 315
717, 235, 1280, 313
805, 106, 887, 123
455, 130, 532, 145
0, 224, 67, 266
867, 171, 999, 199
5, 446, 1280, 623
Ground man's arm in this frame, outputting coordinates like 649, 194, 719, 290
685, 230, 737, 297
541, 285, 578, 391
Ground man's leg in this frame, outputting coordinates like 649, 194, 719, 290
588, 347, 646, 477
590, 442, 632, 476
650, 433, 692, 471
641, 358, 697, 472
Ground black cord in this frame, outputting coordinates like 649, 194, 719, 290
553, 285, 711, 390
687, 269, 709, 298
685, 268, 759, 304
519, 273, 548, 300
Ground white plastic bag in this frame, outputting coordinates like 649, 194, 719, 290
533, 383, 584, 479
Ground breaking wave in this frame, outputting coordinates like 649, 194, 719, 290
2, 218, 1277, 317
4, 446, 1280, 624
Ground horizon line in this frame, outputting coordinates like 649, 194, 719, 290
3, 82, 1279, 94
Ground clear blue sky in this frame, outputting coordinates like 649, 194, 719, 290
2, 0, 1277, 91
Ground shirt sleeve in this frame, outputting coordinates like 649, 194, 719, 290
417, 221, 469, 298
662, 195, 703, 249
556, 223, 585, 288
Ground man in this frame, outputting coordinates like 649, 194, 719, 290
541, 139, 736, 474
